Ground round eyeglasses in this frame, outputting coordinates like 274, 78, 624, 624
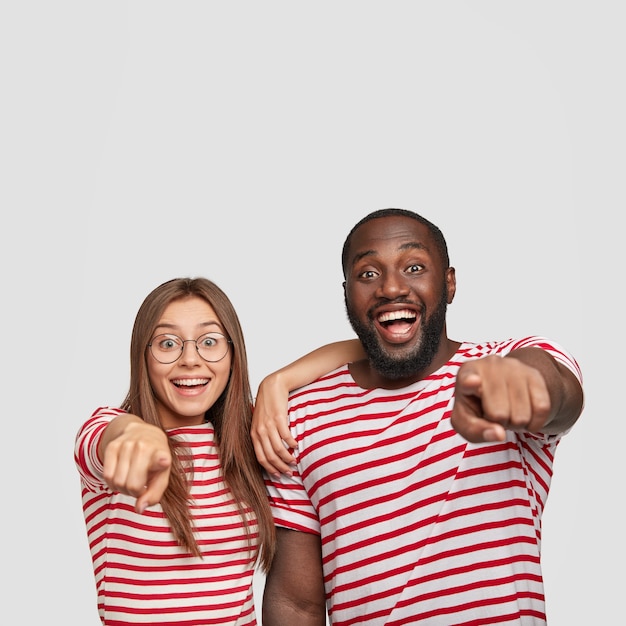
148, 332, 232, 364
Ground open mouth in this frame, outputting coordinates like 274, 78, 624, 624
376, 308, 418, 339
377, 309, 417, 327
172, 378, 209, 388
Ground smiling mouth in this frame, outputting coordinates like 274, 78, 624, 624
172, 378, 209, 388
377, 309, 417, 329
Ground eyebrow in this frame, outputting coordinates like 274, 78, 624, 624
154, 321, 223, 334
352, 241, 428, 265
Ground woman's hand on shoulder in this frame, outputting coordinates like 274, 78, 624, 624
252, 373, 297, 477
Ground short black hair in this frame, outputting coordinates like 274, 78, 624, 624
341, 208, 450, 278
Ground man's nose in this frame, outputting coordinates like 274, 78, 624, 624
377, 271, 410, 299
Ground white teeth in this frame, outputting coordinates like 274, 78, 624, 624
173, 378, 208, 386
378, 309, 416, 323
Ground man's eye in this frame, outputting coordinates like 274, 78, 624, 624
359, 270, 378, 279
407, 264, 423, 273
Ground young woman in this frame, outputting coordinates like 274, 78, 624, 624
74, 277, 362, 625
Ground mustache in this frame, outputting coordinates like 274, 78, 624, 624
366, 298, 422, 318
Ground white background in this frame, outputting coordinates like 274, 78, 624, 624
1, 2, 622, 624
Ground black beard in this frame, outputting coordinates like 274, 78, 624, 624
346, 290, 448, 380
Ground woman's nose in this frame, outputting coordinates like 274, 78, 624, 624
179, 340, 202, 364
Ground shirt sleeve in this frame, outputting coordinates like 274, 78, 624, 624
74, 406, 127, 491
264, 469, 321, 535
496, 336, 583, 385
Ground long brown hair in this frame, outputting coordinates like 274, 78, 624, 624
121, 277, 275, 570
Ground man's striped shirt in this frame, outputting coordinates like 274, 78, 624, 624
265, 337, 583, 626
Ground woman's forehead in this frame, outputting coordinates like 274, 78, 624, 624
158, 296, 220, 326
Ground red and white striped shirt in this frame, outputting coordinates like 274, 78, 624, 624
265, 337, 583, 626
75, 407, 259, 626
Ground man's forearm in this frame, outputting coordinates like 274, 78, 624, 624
262, 598, 327, 626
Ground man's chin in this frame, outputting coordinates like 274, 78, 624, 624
368, 351, 423, 380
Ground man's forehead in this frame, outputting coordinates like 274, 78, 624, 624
351, 216, 431, 249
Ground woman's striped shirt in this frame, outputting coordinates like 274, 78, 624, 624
75, 407, 259, 626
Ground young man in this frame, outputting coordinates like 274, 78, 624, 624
256, 208, 584, 625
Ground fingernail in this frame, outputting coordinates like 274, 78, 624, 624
483, 429, 499, 442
